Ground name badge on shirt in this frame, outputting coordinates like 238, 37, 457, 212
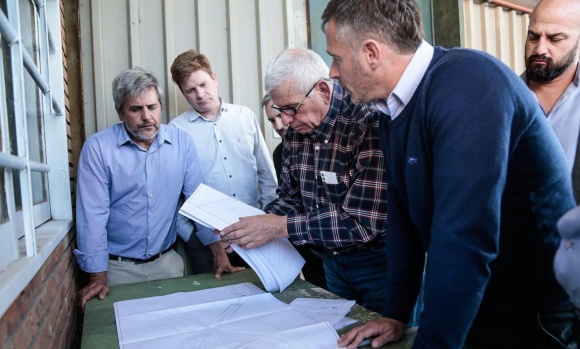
320, 171, 339, 185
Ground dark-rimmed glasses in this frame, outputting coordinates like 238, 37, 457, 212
271, 82, 317, 116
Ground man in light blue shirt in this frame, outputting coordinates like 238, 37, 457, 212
170, 50, 278, 273
74, 68, 222, 309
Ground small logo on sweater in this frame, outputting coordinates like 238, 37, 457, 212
407, 156, 418, 165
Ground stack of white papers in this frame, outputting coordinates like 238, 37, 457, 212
114, 283, 341, 349
179, 184, 305, 292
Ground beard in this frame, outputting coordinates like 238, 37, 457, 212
346, 57, 379, 104
128, 128, 158, 141
526, 45, 578, 83
125, 123, 159, 142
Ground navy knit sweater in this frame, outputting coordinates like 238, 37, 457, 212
380, 47, 574, 348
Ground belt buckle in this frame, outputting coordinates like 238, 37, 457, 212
332, 244, 361, 256
134, 258, 149, 265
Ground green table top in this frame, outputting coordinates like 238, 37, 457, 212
81, 269, 415, 348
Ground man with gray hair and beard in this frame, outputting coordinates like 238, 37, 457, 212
75, 67, 210, 309
523, 0, 580, 202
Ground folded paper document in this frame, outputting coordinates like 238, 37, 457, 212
179, 184, 305, 292
289, 298, 356, 329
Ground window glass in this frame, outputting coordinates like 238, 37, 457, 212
19, 0, 37, 60
24, 72, 47, 206
16, 0, 47, 206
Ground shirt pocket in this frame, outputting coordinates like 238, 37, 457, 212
321, 172, 350, 205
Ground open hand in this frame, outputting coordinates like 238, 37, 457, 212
78, 272, 109, 311
337, 317, 405, 348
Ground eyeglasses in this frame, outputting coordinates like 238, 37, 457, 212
271, 82, 317, 116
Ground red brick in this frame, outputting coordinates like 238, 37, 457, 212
23, 307, 40, 338
0, 301, 22, 343
31, 316, 52, 349
10, 320, 33, 349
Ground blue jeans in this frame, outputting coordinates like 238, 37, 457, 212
323, 240, 389, 316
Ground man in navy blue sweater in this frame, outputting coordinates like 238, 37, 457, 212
322, 0, 579, 348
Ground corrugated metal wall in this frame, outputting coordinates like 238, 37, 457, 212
80, 0, 533, 152
80, 0, 309, 153
462, 0, 530, 74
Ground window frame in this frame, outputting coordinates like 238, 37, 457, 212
0, 0, 72, 318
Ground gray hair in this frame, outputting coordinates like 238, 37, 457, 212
112, 67, 164, 112
264, 49, 330, 95
321, 0, 423, 55
261, 94, 271, 109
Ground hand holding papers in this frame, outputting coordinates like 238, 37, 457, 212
179, 184, 305, 292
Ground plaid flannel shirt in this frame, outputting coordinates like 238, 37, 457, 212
264, 82, 387, 249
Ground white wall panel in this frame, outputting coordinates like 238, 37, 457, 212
228, 0, 260, 120
81, 0, 308, 154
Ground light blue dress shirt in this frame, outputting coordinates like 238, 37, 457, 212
171, 100, 278, 243
74, 123, 210, 273
538, 63, 580, 168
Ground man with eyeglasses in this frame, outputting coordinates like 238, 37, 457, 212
220, 48, 390, 316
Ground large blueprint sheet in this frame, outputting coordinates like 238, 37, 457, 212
114, 283, 340, 349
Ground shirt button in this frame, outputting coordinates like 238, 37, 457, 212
315, 146, 320, 151
224, 157, 227, 160
150, 194, 153, 197
565, 240, 575, 249
229, 175, 232, 178
233, 194, 236, 197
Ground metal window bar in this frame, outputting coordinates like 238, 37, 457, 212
0, 153, 50, 173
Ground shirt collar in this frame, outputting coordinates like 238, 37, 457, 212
312, 81, 342, 143
387, 40, 434, 119
187, 97, 226, 122
116, 123, 171, 148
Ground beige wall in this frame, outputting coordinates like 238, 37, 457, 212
462, 0, 530, 74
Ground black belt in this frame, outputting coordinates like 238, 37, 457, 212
109, 245, 174, 265
330, 236, 386, 256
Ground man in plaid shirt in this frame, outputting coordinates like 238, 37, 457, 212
220, 48, 389, 315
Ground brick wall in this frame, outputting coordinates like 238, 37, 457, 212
0, 230, 81, 349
